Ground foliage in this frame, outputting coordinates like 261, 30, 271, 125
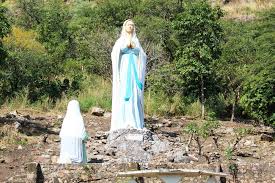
0, 5, 10, 38
15, 0, 44, 29
0, 0, 273, 125
214, 20, 257, 119
172, 0, 224, 99
240, 8, 275, 125
225, 146, 234, 160
78, 75, 112, 112
184, 120, 220, 155
224, 127, 252, 161
0, 5, 11, 60
0, 5, 11, 104
234, 127, 252, 138
2, 27, 66, 102
37, 0, 70, 60
0, 125, 32, 148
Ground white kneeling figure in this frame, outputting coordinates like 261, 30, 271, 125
58, 100, 88, 164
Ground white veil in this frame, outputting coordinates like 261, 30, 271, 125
59, 100, 86, 139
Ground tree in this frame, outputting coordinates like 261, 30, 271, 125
16, 0, 44, 29
0, 5, 10, 61
0, 5, 11, 103
215, 21, 257, 121
172, 1, 223, 119
37, 0, 70, 60
67, 0, 178, 79
2, 27, 64, 102
240, 8, 275, 125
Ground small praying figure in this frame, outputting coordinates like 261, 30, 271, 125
58, 100, 88, 164
110, 19, 147, 131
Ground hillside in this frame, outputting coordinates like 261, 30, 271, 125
0, 109, 274, 182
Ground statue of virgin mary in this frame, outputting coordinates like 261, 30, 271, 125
110, 19, 147, 131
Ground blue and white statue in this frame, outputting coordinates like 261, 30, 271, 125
110, 19, 147, 131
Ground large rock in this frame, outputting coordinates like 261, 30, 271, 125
91, 107, 105, 116
260, 133, 273, 142
105, 128, 171, 163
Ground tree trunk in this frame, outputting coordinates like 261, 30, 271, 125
230, 87, 240, 122
195, 136, 202, 155
177, 0, 184, 12
230, 99, 235, 122
200, 76, 205, 119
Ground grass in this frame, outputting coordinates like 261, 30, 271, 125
0, 79, 214, 119
144, 91, 185, 116
1, 75, 224, 119
0, 75, 112, 115
185, 100, 202, 118
0, 125, 34, 149
211, 0, 275, 20
45, 75, 112, 113
77, 75, 112, 112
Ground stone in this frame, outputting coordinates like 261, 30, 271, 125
53, 138, 61, 142
91, 107, 105, 116
173, 150, 190, 163
57, 115, 63, 121
105, 129, 170, 163
151, 140, 170, 154
260, 134, 273, 142
23, 115, 31, 120
95, 131, 108, 139
14, 122, 21, 131
244, 140, 255, 146
6, 110, 18, 118
104, 112, 112, 118
125, 134, 143, 141
51, 156, 58, 163
26, 162, 38, 173
52, 177, 60, 183
105, 149, 116, 156
236, 151, 253, 157
80, 174, 89, 181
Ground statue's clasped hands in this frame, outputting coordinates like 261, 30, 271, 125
127, 38, 135, 49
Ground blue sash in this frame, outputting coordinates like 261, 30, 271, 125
121, 47, 143, 101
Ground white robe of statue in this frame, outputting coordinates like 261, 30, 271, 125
58, 100, 88, 164
110, 20, 147, 131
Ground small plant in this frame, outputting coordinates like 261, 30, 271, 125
15, 137, 28, 145
225, 146, 234, 160
82, 164, 93, 173
229, 162, 238, 183
184, 120, 220, 156
223, 127, 252, 160
232, 127, 252, 151
223, 127, 252, 183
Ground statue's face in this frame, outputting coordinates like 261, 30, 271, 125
125, 21, 134, 34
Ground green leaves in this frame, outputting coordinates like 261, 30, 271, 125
238, 8, 275, 125
184, 120, 220, 139
0, 6, 11, 39
0, 5, 11, 62
171, 1, 224, 116
37, 0, 70, 59
0, 0, 273, 122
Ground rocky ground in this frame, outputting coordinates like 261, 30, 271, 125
0, 108, 274, 183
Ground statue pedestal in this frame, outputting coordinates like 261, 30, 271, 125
105, 128, 170, 163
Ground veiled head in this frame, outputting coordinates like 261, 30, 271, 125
121, 19, 136, 38
66, 99, 81, 116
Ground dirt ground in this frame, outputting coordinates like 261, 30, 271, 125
0, 109, 274, 182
